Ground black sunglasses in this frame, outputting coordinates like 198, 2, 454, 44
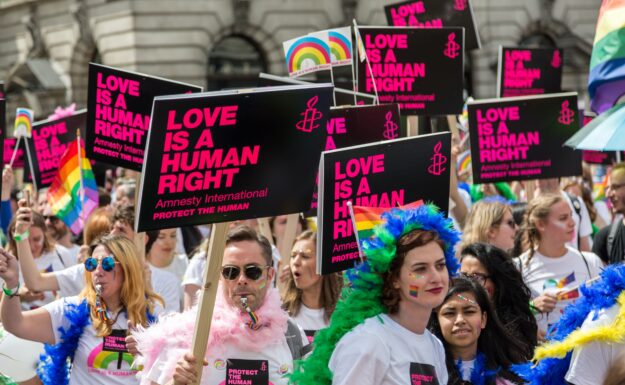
44, 215, 60, 223
221, 264, 270, 281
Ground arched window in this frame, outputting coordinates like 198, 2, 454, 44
207, 35, 267, 91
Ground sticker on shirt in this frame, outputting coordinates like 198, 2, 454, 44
543, 271, 575, 291
87, 329, 136, 376
223, 358, 271, 385
304, 329, 316, 344
410, 362, 439, 385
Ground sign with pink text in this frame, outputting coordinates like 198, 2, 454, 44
468, 92, 582, 184
308, 103, 403, 214
384, 0, 480, 50
0, 98, 4, 168
357, 27, 464, 116
317, 132, 451, 274
24, 111, 87, 189
4, 138, 25, 169
497, 47, 563, 98
86, 63, 202, 171
136, 84, 333, 232
579, 115, 623, 165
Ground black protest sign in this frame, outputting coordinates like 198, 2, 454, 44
385, 0, 480, 50
0, 99, 4, 168
136, 84, 333, 232
308, 104, 404, 213
24, 111, 87, 189
357, 27, 464, 116
468, 92, 582, 184
4, 138, 25, 169
318, 132, 451, 275
87, 63, 202, 171
497, 47, 563, 98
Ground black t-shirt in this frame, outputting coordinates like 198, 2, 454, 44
593, 221, 625, 264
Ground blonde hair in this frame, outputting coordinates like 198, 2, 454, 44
81, 235, 163, 337
460, 200, 510, 251
521, 193, 564, 265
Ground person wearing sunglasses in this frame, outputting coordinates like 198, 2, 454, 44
281, 230, 342, 343
594, 163, 625, 265
42, 203, 81, 262
0, 234, 163, 385
460, 200, 518, 254
133, 226, 309, 385
459, 243, 537, 360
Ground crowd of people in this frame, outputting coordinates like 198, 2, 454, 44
0, 157, 624, 385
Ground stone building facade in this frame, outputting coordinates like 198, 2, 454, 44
0, 0, 600, 121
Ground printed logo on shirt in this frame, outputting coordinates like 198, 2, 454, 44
544, 272, 576, 290
223, 358, 271, 385
304, 329, 316, 344
277, 363, 289, 376
215, 359, 226, 370
410, 362, 439, 385
86, 329, 136, 376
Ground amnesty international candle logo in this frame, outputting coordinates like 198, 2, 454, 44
383, 111, 399, 139
454, 0, 467, 11
427, 141, 447, 176
558, 100, 574, 125
551, 50, 562, 68
443, 33, 461, 59
296, 96, 323, 133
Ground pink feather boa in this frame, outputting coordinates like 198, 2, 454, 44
133, 285, 288, 384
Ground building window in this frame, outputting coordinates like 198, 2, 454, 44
207, 35, 266, 91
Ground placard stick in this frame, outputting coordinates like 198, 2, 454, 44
525, 180, 536, 202
257, 218, 275, 246
133, 173, 146, 262
277, 214, 299, 293
175, 221, 230, 385
8, 137, 21, 168
407, 116, 419, 137
447, 115, 459, 137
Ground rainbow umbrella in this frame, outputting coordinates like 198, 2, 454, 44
564, 102, 625, 152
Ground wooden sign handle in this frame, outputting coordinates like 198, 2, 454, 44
276, 214, 299, 294
257, 218, 275, 246
174, 222, 230, 385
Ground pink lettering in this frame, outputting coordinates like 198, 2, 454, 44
476, 107, 520, 123
335, 154, 385, 180
166, 106, 239, 130
96, 73, 140, 96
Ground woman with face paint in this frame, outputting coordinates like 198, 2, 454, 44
430, 277, 526, 385
281, 231, 342, 342
459, 243, 537, 360
290, 204, 460, 385
516, 193, 604, 340
0, 234, 163, 385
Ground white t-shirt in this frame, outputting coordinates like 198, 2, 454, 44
58, 243, 81, 263
181, 251, 206, 288
43, 296, 139, 385
54, 264, 181, 314
565, 303, 625, 385
292, 305, 327, 343
145, 334, 298, 385
517, 246, 603, 333
329, 314, 448, 385
150, 254, 188, 283
17, 246, 74, 310
562, 191, 593, 249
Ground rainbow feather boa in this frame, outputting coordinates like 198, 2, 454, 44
513, 263, 625, 385
289, 204, 460, 385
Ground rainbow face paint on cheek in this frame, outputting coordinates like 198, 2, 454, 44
408, 272, 424, 280
409, 285, 419, 297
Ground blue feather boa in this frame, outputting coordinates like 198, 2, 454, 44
512, 263, 625, 385
455, 351, 498, 385
36, 298, 156, 385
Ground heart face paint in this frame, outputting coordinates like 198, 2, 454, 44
409, 285, 419, 297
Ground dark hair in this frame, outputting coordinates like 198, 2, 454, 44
226, 225, 273, 266
145, 230, 160, 255
382, 229, 445, 314
459, 243, 537, 359
282, 230, 343, 322
113, 204, 135, 226
268, 215, 308, 245
429, 277, 526, 385
510, 202, 527, 258
98, 187, 112, 207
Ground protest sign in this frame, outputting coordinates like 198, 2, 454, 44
4, 138, 25, 169
384, 0, 480, 50
317, 132, 451, 274
87, 63, 202, 171
468, 92, 582, 184
497, 46, 563, 97
308, 103, 403, 213
357, 27, 464, 115
136, 84, 333, 232
0, 99, 4, 168
24, 111, 87, 189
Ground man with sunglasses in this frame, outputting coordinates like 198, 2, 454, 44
593, 163, 625, 265
134, 226, 308, 385
42, 203, 81, 261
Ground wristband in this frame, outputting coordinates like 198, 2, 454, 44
529, 299, 539, 315
13, 230, 29, 242
2, 282, 20, 298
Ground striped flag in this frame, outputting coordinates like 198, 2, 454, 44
350, 200, 424, 243
47, 139, 99, 235
327, 27, 353, 67
588, 0, 625, 113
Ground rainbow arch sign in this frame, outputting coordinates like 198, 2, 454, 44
283, 32, 331, 77
328, 27, 353, 66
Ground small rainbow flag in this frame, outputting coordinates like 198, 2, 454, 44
457, 150, 472, 176
14, 108, 33, 138
588, 0, 625, 113
353, 23, 367, 63
557, 287, 580, 301
594, 173, 609, 201
327, 27, 352, 67
350, 200, 424, 243
47, 139, 99, 235
283, 32, 331, 77
545, 272, 576, 289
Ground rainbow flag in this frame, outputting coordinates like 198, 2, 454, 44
353, 23, 367, 63
588, 0, 625, 113
350, 200, 424, 242
544, 272, 576, 289
557, 287, 580, 301
283, 32, 331, 77
14, 108, 33, 138
457, 150, 472, 176
327, 27, 353, 67
47, 139, 99, 235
